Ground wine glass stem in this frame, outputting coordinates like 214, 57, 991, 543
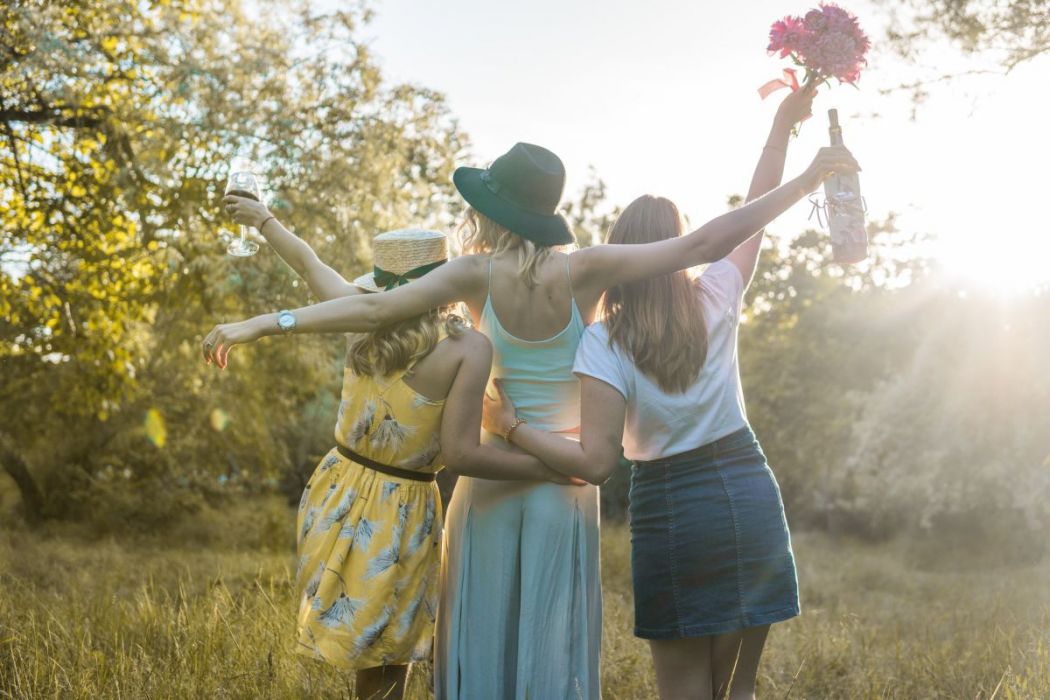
239, 224, 249, 248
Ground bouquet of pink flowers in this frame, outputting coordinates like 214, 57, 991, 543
760, 3, 870, 97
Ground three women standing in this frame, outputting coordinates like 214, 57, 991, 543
207, 85, 855, 698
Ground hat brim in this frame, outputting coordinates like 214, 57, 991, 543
453, 167, 575, 246
352, 273, 381, 293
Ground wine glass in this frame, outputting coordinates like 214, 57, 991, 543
224, 157, 263, 257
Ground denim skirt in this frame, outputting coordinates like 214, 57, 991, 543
628, 426, 799, 639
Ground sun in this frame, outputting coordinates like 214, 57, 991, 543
929, 182, 1050, 296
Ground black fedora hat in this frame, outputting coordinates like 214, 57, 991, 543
453, 142, 575, 246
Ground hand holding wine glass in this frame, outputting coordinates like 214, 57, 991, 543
223, 157, 265, 257
223, 192, 271, 230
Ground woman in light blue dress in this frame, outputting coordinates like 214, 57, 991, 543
206, 92, 857, 698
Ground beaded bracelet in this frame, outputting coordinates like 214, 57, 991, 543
504, 416, 528, 443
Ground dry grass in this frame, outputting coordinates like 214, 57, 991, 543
1, 501, 1048, 699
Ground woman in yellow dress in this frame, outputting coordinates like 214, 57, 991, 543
205, 220, 572, 700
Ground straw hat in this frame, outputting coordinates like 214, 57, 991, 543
353, 228, 449, 292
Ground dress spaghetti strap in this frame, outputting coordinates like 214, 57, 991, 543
486, 256, 494, 301
564, 254, 576, 303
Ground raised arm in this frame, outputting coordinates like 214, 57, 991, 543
482, 378, 627, 485
439, 331, 576, 484
224, 195, 358, 302
727, 85, 816, 288
573, 144, 856, 294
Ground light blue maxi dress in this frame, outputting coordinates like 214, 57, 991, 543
435, 258, 602, 700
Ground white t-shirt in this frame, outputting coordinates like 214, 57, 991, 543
572, 260, 749, 461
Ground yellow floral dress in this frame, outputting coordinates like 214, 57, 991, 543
295, 337, 446, 670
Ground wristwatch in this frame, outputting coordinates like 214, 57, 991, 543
276, 309, 297, 333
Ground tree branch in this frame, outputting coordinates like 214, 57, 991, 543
0, 108, 106, 129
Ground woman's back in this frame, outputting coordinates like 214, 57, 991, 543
335, 327, 463, 470
476, 253, 585, 432
573, 259, 749, 461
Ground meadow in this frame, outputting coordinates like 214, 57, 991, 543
1, 498, 1048, 699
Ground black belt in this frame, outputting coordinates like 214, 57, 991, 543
336, 444, 436, 483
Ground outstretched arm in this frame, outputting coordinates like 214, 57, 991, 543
440, 332, 578, 484
482, 378, 627, 485
202, 255, 485, 367
574, 144, 855, 293
728, 84, 816, 289
224, 195, 358, 302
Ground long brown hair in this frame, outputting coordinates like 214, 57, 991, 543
601, 195, 708, 393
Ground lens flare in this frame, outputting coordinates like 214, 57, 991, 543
144, 408, 167, 448
210, 408, 230, 432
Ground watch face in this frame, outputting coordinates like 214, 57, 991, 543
278, 312, 295, 330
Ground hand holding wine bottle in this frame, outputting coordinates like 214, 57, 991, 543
823, 109, 868, 263
800, 144, 861, 193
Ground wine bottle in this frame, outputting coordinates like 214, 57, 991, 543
824, 109, 867, 264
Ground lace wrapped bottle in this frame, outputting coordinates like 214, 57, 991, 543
824, 109, 867, 263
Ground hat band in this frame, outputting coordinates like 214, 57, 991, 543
479, 170, 550, 213
373, 259, 447, 291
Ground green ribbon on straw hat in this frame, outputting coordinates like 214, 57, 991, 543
372, 259, 447, 291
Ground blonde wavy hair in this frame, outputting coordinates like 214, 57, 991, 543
346, 307, 464, 377
459, 207, 568, 288
601, 195, 709, 393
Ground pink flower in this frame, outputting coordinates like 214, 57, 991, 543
803, 8, 828, 33
765, 3, 869, 85
768, 16, 805, 58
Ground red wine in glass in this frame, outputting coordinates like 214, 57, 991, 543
224, 159, 263, 257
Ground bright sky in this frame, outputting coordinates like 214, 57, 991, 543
362, 0, 1050, 294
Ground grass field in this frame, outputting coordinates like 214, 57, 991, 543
1, 500, 1048, 699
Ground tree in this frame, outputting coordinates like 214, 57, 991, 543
0, 0, 466, 525
737, 209, 1050, 554
880, 0, 1050, 69
739, 213, 931, 529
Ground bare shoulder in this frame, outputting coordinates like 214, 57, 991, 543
446, 326, 492, 362
440, 254, 489, 308
568, 244, 613, 288
445, 254, 488, 285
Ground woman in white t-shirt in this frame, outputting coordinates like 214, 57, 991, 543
482, 87, 824, 700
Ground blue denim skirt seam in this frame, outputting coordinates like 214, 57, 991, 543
715, 465, 747, 620
662, 465, 684, 638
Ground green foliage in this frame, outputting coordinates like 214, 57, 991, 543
562, 166, 620, 248
0, 1, 465, 524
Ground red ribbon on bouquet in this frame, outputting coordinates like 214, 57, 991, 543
758, 67, 800, 99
